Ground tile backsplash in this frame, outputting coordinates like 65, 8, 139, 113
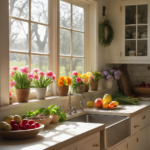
127, 64, 150, 86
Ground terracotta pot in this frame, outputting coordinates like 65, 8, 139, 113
85, 85, 89, 92
77, 84, 86, 94
51, 114, 59, 124
16, 89, 30, 103
89, 81, 98, 91
35, 88, 47, 100
57, 86, 69, 96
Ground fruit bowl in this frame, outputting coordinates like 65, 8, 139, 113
133, 87, 150, 97
31, 115, 53, 126
0, 123, 44, 140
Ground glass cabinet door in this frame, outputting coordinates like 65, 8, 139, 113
125, 4, 148, 57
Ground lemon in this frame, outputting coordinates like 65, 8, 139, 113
86, 101, 94, 108
111, 101, 119, 107
103, 94, 112, 104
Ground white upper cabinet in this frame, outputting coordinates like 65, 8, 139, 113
121, 0, 150, 61
106, 0, 150, 64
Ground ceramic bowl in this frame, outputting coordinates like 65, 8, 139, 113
133, 87, 150, 97
32, 115, 53, 126
0, 123, 44, 140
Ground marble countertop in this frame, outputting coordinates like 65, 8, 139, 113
1, 101, 150, 150
0, 122, 105, 150
84, 101, 150, 117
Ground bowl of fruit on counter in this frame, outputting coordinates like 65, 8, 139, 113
133, 82, 150, 97
0, 115, 44, 140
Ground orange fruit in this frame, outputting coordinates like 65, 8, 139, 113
102, 102, 109, 109
109, 103, 115, 108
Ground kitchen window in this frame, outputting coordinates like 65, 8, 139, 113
59, 0, 86, 77
9, 0, 50, 97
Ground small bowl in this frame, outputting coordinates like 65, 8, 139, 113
133, 87, 150, 97
32, 115, 53, 126
0, 124, 44, 140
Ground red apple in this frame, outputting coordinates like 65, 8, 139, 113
34, 122, 40, 128
142, 82, 146, 86
22, 119, 28, 125
136, 84, 140, 88
10, 120, 17, 126
94, 98, 103, 108
12, 124, 19, 130
25, 123, 31, 129
31, 124, 36, 129
28, 120, 34, 125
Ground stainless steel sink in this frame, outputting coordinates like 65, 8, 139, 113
67, 114, 131, 149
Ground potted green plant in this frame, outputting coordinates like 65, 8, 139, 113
71, 71, 85, 94
32, 69, 56, 99
87, 71, 101, 91
9, 66, 32, 103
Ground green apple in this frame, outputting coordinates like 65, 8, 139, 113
4, 124, 12, 131
14, 115, 22, 124
0, 121, 7, 130
3, 116, 13, 124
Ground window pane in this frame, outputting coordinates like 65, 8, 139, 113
31, 24, 49, 54
9, 53, 29, 71
60, 29, 71, 55
9, 19, 29, 52
31, 55, 48, 73
60, 1, 71, 29
72, 32, 84, 57
31, 0, 48, 24
60, 57, 71, 77
9, 0, 29, 20
72, 58, 84, 74
72, 5, 84, 31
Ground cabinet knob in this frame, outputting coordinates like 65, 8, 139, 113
93, 144, 99, 147
137, 138, 139, 142
143, 116, 146, 119
134, 124, 139, 128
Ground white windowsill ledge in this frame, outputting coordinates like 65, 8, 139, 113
0, 86, 119, 111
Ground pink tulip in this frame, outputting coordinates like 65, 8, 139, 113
20, 66, 29, 74
33, 74, 39, 80
90, 75, 95, 79
32, 68, 39, 73
76, 77, 81, 83
72, 71, 78, 76
10, 71, 14, 76
46, 71, 54, 78
27, 73, 33, 79
12, 66, 18, 71
38, 71, 45, 76
52, 74, 56, 80
9, 81, 16, 88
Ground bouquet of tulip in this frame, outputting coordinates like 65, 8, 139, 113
102, 68, 122, 81
32, 68, 56, 88
9, 66, 33, 102
86, 71, 101, 82
9, 66, 32, 89
57, 76, 72, 96
81, 74, 90, 86
58, 76, 72, 86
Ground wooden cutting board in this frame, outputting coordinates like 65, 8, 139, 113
118, 65, 133, 96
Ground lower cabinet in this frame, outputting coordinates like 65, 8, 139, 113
60, 132, 100, 150
127, 133, 138, 150
112, 140, 127, 150
138, 125, 149, 150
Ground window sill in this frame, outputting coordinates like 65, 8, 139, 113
0, 86, 119, 111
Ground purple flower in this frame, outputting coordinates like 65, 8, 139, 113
110, 69, 116, 73
115, 75, 120, 80
106, 75, 114, 81
114, 70, 122, 76
103, 71, 109, 76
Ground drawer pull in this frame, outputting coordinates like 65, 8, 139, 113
93, 144, 99, 147
137, 138, 139, 142
134, 124, 139, 128
127, 144, 128, 149
143, 116, 146, 119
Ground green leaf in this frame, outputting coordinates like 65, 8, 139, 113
39, 108, 46, 113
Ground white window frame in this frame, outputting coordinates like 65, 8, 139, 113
0, 0, 98, 107
59, 0, 87, 76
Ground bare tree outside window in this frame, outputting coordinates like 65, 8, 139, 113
59, 1, 85, 77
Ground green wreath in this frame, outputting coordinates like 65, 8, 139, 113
99, 19, 114, 47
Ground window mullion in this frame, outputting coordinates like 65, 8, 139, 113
71, 4, 73, 76
29, 0, 31, 72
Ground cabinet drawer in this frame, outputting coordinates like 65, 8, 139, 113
131, 109, 150, 135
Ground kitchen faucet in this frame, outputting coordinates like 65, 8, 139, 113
68, 92, 85, 115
